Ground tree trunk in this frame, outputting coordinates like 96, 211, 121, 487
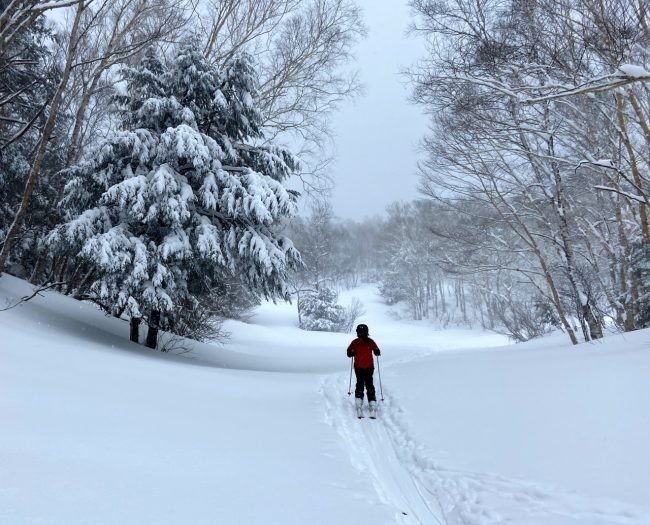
546, 124, 603, 341
616, 92, 650, 244
460, 283, 467, 322
584, 302, 603, 339
145, 309, 160, 349
534, 246, 579, 345
432, 280, 438, 317
130, 317, 141, 344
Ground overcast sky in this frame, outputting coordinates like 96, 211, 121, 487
328, 1, 429, 221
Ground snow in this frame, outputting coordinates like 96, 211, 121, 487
617, 64, 650, 79
1, 275, 649, 524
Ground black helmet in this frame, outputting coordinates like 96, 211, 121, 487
356, 323, 369, 334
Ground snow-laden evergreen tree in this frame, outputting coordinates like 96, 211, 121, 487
298, 288, 346, 332
47, 46, 301, 348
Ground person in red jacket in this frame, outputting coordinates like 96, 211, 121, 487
347, 323, 381, 416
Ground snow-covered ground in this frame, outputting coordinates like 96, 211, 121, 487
1, 274, 649, 524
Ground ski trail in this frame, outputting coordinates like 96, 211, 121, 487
322, 378, 443, 525
322, 372, 650, 525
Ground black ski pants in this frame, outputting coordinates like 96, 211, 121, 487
354, 368, 376, 402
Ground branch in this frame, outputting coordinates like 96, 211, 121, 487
0, 281, 67, 312
594, 186, 647, 203
0, 101, 47, 151
523, 72, 650, 104
431, 68, 650, 106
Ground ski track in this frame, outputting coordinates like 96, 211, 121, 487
322, 371, 650, 525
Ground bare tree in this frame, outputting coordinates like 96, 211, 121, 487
201, 0, 298, 64
200, 0, 365, 195
407, 0, 650, 340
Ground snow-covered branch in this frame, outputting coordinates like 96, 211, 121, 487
0, 0, 84, 52
429, 66, 650, 106
594, 186, 648, 204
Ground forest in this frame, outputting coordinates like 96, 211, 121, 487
1, 0, 650, 347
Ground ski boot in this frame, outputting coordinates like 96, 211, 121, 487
369, 400, 377, 419
355, 397, 364, 419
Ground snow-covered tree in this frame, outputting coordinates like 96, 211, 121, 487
0, 0, 89, 274
377, 202, 441, 321
298, 287, 345, 332
0, 5, 67, 278
407, 0, 650, 342
47, 46, 301, 348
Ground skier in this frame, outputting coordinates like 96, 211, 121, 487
347, 323, 381, 418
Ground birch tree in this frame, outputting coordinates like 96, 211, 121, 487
0, 0, 82, 53
200, 0, 365, 193
407, 0, 650, 341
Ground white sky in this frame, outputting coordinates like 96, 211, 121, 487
328, 1, 429, 220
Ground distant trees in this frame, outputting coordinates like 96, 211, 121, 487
288, 201, 356, 289
286, 201, 365, 332
377, 202, 440, 321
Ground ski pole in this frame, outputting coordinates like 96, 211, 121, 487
376, 356, 384, 402
347, 356, 353, 396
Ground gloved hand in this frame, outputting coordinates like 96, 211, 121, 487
374, 349, 381, 356
347, 350, 355, 358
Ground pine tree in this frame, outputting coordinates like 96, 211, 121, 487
48, 46, 301, 348
298, 288, 346, 332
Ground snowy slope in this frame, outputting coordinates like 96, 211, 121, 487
1, 275, 649, 525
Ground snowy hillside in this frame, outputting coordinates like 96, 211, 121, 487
1, 274, 649, 525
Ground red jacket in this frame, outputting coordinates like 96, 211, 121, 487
347, 337, 380, 368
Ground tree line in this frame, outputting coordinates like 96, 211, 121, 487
286, 200, 509, 337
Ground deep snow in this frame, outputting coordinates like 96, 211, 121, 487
1, 274, 649, 524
